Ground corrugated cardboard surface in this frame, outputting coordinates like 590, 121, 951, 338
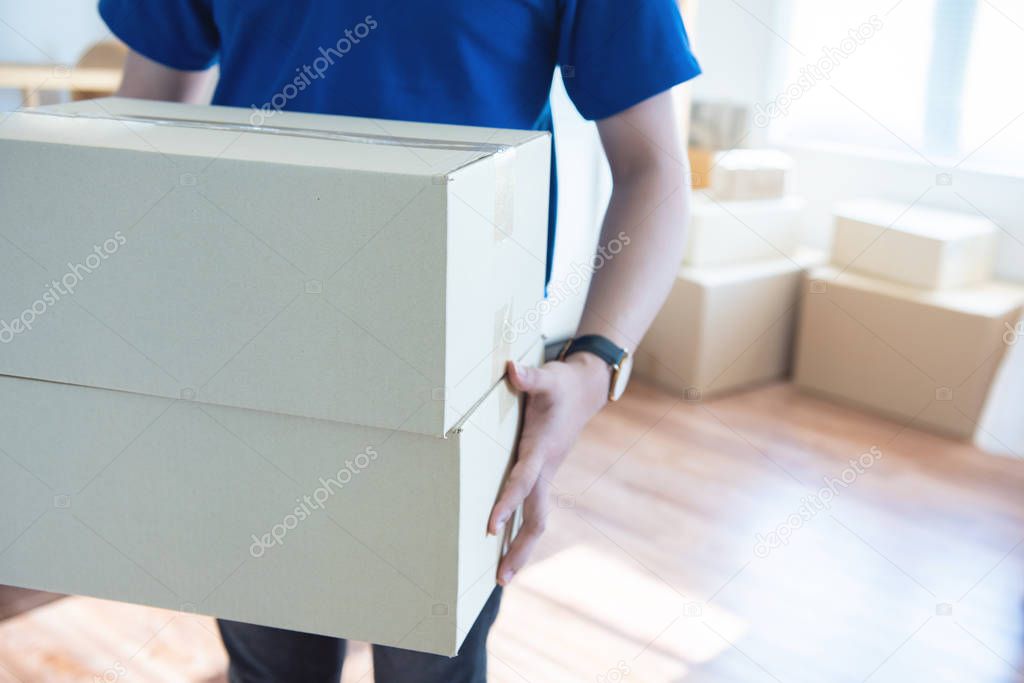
794, 266, 1024, 439
0, 338, 543, 656
0, 98, 549, 436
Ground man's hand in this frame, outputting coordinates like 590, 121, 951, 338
488, 353, 610, 586
487, 89, 690, 586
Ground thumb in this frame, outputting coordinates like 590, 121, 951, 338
507, 360, 552, 395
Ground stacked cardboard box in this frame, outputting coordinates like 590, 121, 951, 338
684, 194, 805, 267
637, 149, 823, 399
0, 98, 552, 655
710, 149, 793, 201
687, 100, 750, 189
794, 198, 1024, 440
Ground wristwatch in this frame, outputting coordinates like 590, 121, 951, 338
558, 334, 633, 402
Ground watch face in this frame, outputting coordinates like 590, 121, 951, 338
610, 351, 633, 401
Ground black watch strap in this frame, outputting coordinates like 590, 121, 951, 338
558, 334, 627, 368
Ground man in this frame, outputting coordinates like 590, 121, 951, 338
99, 1, 699, 680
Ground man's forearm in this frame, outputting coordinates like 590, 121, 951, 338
117, 50, 216, 103
575, 163, 690, 352
576, 89, 692, 356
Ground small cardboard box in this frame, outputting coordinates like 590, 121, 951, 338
0, 340, 543, 657
685, 195, 805, 267
0, 98, 550, 437
636, 251, 824, 399
831, 198, 996, 289
710, 149, 792, 201
688, 146, 715, 189
793, 266, 1024, 439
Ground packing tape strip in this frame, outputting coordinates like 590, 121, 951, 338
499, 398, 527, 558
22, 109, 512, 155
497, 376, 519, 425
492, 301, 513, 385
27, 108, 518, 244
492, 146, 516, 242
27, 108, 518, 240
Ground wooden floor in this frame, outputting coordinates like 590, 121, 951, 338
1, 380, 1023, 683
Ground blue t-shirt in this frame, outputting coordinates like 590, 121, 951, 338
99, 0, 700, 282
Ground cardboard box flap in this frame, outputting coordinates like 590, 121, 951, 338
5, 98, 549, 178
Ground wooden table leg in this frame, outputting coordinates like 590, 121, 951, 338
20, 87, 40, 108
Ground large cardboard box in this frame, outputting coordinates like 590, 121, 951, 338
0, 98, 550, 437
636, 251, 824, 399
0, 340, 542, 657
710, 149, 792, 201
793, 266, 1024, 439
684, 194, 805, 266
831, 198, 996, 289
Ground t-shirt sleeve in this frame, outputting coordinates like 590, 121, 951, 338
557, 0, 701, 121
98, 0, 220, 71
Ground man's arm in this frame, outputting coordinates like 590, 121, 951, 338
576, 92, 691, 350
489, 89, 690, 585
117, 49, 216, 103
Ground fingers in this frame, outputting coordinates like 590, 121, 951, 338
497, 482, 550, 586
506, 360, 555, 395
488, 455, 544, 536
489, 360, 561, 581
488, 363, 554, 536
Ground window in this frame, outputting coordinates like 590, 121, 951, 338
766, 0, 1024, 174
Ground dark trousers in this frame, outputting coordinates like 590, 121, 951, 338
217, 587, 503, 683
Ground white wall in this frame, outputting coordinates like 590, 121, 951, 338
690, 0, 780, 109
